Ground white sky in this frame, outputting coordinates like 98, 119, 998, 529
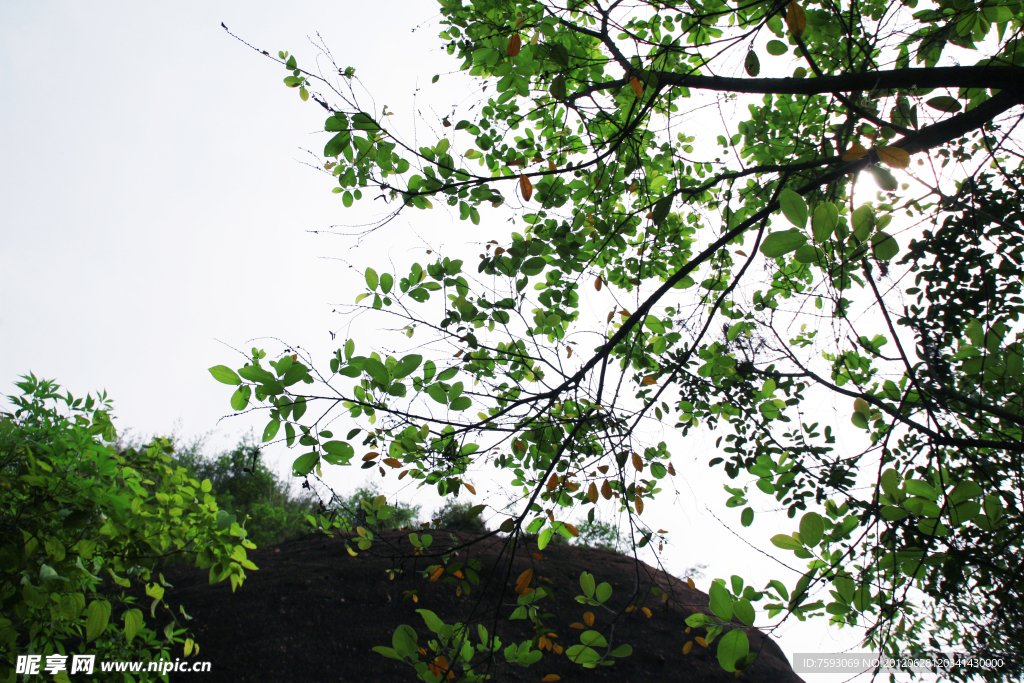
1, 3, 938, 680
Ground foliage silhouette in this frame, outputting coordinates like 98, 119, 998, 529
216, 1, 1024, 679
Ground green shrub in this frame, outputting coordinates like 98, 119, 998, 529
159, 435, 316, 547
571, 518, 626, 553
328, 484, 421, 531
429, 499, 485, 533
0, 375, 252, 682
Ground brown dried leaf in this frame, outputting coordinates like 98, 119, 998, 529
507, 34, 522, 56
842, 142, 868, 161
519, 174, 533, 201
786, 1, 806, 36
877, 146, 911, 169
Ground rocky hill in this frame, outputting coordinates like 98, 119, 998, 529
165, 530, 803, 683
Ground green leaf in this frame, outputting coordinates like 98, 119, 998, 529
581, 630, 608, 647
292, 452, 319, 476
521, 256, 547, 276
580, 571, 596, 598
392, 624, 418, 658
867, 165, 898, 192
766, 39, 788, 55
209, 365, 241, 385
811, 202, 838, 243
709, 581, 733, 621
778, 188, 808, 229
852, 204, 875, 240
652, 196, 672, 225
595, 582, 612, 603
741, 507, 754, 527
123, 608, 144, 645
733, 598, 755, 625
262, 419, 281, 443
799, 512, 824, 547
85, 600, 112, 642
760, 229, 807, 258
322, 440, 354, 464
880, 468, 902, 499
324, 131, 351, 157
609, 644, 633, 658
717, 629, 750, 672
393, 354, 423, 379
770, 534, 802, 550
417, 609, 445, 634
538, 527, 553, 550
904, 479, 938, 501
871, 231, 899, 260
230, 385, 251, 411
550, 74, 567, 99
366, 267, 379, 290
744, 50, 760, 77
449, 396, 472, 411
926, 96, 962, 113
794, 244, 824, 264
216, 509, 237, 531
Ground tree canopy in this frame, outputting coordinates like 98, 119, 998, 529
214, 0, 1024, 679
0, 376, 255, 682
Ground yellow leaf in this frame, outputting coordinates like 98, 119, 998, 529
587, 482, 599, 504
542, 675, 561, 682
362, 451, 379, 462
635, 497, 644, 514
429, 566, 444, 582
601, 480, 613, 499
595, 276, 603, 291
548, 159, 555, 170
842, 143, 868, 161
566, 346, 573, 358
641, 376, 656, 386
598, 465, 609, 474
547, 473, 560, 491
464, 483, 477, 495
696, 636, 709, 648
642, 607, 652, 618
532, 553, 543, 561
383, 458, 402, 468
877, 146, 911, 169
515, 439, 527, 453
565, 522, 579, 537
683, 641, 694, 655
632, 453, 644, 471
398, 470, 409, 480
606, 310, 615, 323
668, 462, 676, 476
630, 76, 644, 97
584, 611, 595, 626
507, 34, 522, 56
570, 622, 586, 629
686, 577, 695, 589
786, 1, 806, 36
516, 568, 534, 594
520, 174, 533, 201
553, 644, 563, 654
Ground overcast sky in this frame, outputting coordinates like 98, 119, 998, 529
0, 3, 915, 679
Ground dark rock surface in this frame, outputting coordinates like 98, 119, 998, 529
166, 530, 803, 683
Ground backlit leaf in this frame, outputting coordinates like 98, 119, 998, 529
520, 174, 533, 201
786, 1, 806, 36
877, 146, 910, 169
842, 143, 868, 161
